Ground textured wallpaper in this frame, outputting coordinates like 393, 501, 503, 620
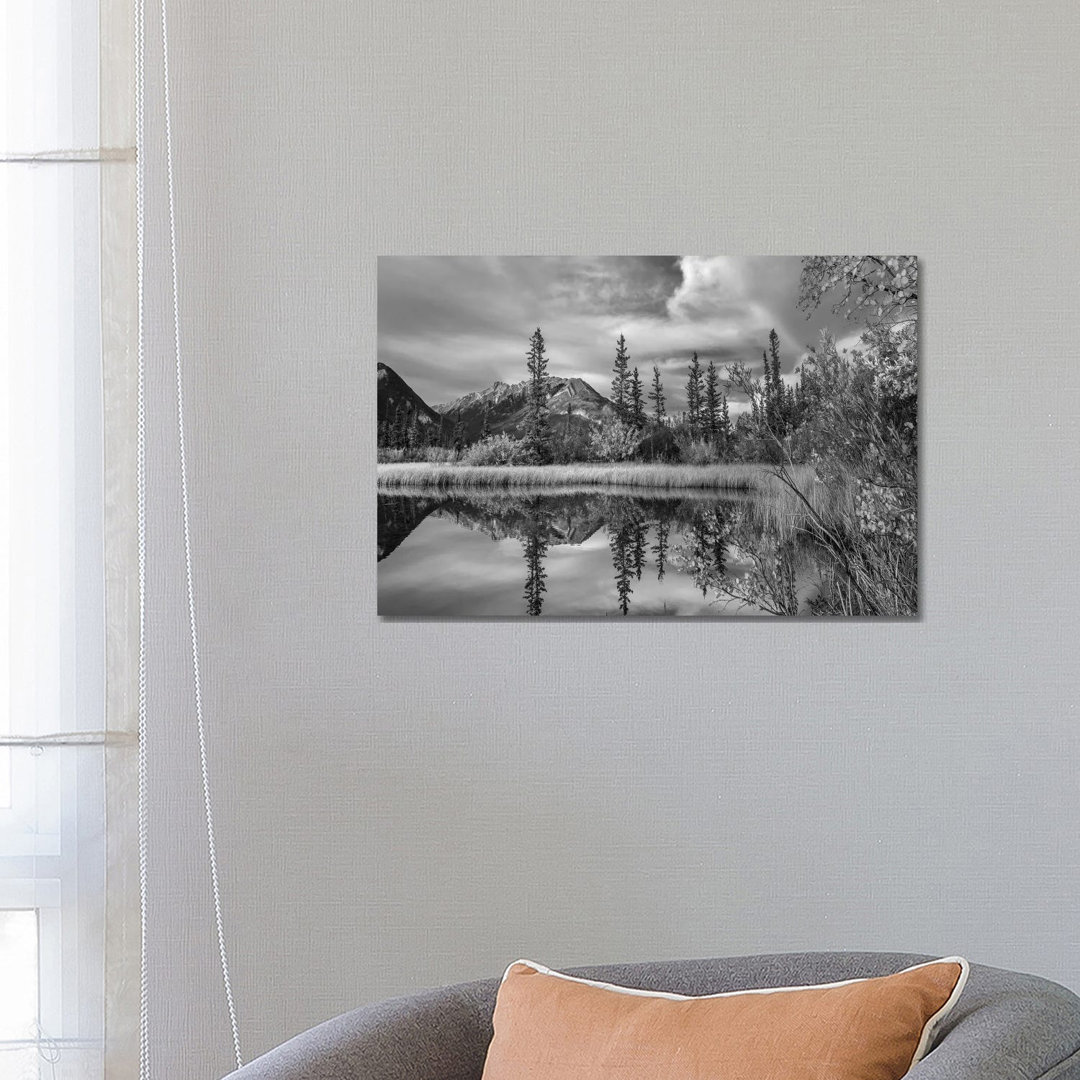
137, 1, 1080, 1076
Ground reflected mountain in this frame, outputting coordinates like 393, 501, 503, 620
435, 493, 607, 548
378, 490, 736, 557
377, 494, 444, 561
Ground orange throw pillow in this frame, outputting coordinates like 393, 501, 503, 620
481, 957, 968, 1080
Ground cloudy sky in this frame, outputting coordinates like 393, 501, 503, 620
377, 256, 871, 412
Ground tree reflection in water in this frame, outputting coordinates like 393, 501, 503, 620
521, 500, 551, 616
685, 508, 732, 597
652, 519, 669, 582
605, 503, 733, 615
378, 489, 753, 616
608, 523, 636, 615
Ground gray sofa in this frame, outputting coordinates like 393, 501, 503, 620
224, 952, 1080, 1079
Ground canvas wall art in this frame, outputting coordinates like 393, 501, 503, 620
377, 256, 917, 617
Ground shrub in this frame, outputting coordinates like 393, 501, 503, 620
420, 445, 460, 464
550, 430, 595, 464
588, 420, 640, 462
460, 433, 521, 466
674, 437, 720, 466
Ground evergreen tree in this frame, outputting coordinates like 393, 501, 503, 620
480, 405, 491, 440
389, 402, 405, 448
649, 365, 666, 426
762, 348, 775, 431
686, 352, 703, 435
629, 367, 645, 430
611, 333, 631, 421
522, 327, 551, 463
792, 376, 807, 429
769, 328, 782, 390
409, 414, 425, 451
704, 360, 720, 443
766, 328, 784, 434
719, 392, 731, 452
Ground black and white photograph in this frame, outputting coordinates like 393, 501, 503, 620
378, 256, 917, 617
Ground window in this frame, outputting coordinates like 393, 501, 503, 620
2, 2, 111, 1077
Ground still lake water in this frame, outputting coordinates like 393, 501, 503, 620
377, 488, 777, 617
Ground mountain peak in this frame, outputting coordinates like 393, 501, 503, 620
435, 374, 614, 440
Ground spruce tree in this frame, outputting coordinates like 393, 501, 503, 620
523, 327, 551, 463
611, 334, 631, 421
704, 360, 720, 443
629, 367, 645, 430
761, 348, 774, 431
767, 328, 784, 433
793, 377, 806, 429
649, 365, 665, 426
769, 329, 782, 388
719, 392, 731, 453
686, 352, 703, 436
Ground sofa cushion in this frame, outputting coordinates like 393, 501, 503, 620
480, 956, 968, 1080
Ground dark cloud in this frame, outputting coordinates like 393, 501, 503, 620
377, 256, 873, 410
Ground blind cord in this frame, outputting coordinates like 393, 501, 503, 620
159, 0, 244, 1065
134, 0, 151, 1073
135, 0, 244, 1070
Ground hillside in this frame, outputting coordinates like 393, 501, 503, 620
377, 362, 441, 431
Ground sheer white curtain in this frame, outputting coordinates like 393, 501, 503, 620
1, 2, 137, 1078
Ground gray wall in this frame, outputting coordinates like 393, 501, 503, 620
140, 1, 1080, 1076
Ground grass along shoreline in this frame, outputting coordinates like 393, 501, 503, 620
378, 461, 855, 547
377, 462, 776, 491
378, 481, 763, 503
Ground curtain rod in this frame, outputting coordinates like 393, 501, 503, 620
0, 731, 137, 747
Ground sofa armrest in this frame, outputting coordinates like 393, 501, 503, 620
221, 980, 496, 1080
909, 967, 1080, 1080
